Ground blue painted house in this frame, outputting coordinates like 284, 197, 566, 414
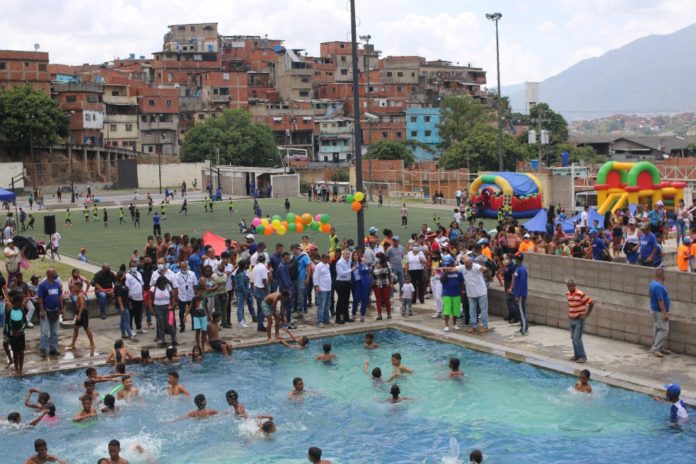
406, 107, 441, 160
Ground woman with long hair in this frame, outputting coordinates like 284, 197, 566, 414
372, 253, 392, 320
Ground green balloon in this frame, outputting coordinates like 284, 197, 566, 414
256, 224, 265, 234
287, 212, 296, 223
346, 194, 355, 203
288, 223, 297, 232
272, 215, 282, 222
310, 220, 320, 231
320, 213, 330, 224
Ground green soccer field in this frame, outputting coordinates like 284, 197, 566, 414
19, 199, 496, 267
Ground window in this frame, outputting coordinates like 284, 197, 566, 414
38, 64, 47, 72
178, 26, 185, 31
223, 73, 229, 80
148, 146, 154, 153
0, 63, 6, 70
411, 72, 415, 77
396, 131, 402, 138
24, 62, 29, 67
301, 77, 309, 83
424, 116, 431, 123
198, 114, 205, 120
85, 113, 92, 122
382, 132, 388, 138
299, 90, 309, 97
340, 69, 348, 75
125, 124, 133, 132
111, 90, 120, 96
410, 131, 418, 137
66, 95, 76, 103
166, 99, 172, 107
340, 56, 347, 63
190, 26, 195, 31
397, 72, 403, 77
424, 130, 432, 136
148, 99, 155, 106
339, 43, 345, 48
397, 86, 402, 92
87, 95, 98, 103
167, 73, 173, 82
109, 124, 117, 131
141, 115, 147, 122
386, 71, 392, 77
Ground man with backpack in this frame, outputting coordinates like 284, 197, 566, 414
289, 244, 312, 319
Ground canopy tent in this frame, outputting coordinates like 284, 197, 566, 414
0, 188, 16, 202
522, 208, 548, 233
201, 231, 228, 257
558, 208, 604, 234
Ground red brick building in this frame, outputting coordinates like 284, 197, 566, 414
0, 50, 51, 95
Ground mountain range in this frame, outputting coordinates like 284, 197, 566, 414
503, 23, 696, 121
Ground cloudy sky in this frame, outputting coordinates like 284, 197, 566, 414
3, 0, 696, 86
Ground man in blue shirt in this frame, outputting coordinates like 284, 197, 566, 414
590, 230, 609, 261
290, 244, 312, 319
276, 252, 295, 329
649, 268, 671, 358
638, 225, 660, 267
269, 243, 284, 292
37, 268, 64, 356
509, 252, 529, 335
152, 212, 161, 237
188, 244, 202, 279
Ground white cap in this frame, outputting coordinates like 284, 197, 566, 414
245, 234, 254, 240
523, 233, 531, 239
628, 218, 636, 225
656, 200, 664, 207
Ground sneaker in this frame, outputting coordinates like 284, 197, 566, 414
432, 313, 441, 319
49, 350, 60, 355
288, 323, 297, 329
179, 327, 185, 333
479, 327, 488, 334
576, 357, 587, 363
387, 315, 392, 319
172, 341, 179, 347
26, 322, 34, 328
465, 327, 476, 334
651, 350, 664, 358
569, 356, 578, 361
453, 325, 460, 330
40, 350, 47, 357
661, 349, 672, 355
376, 315, 383, 321
137, 329, 148, 334
360, 316, 365, 322
239, 321, 249, 328
444, 327, 450, 332
257, 327, 267, 332
59, 315, 64, 324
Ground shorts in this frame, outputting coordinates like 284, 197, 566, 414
74, 310, 89, 328
193, 316, 207, 331
10, 334, 25, 353
442, 295, 462, 317
209, 339, 222, 352
261, 301, 274, 317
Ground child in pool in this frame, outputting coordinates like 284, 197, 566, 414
138, 348, 154, 365
575, 369, 592, 394
207, 312, 232, 355
655, 383, 689, 425
288, 377, 306, 399
101, 394, 119, 414
363, 360, 383, 382
279, 329, 309, 349
73, 396, 97, 422
85, 367, 122, 384
257, 415, 276, 437
106, 339, 133, 367
315, 343, 337, 362
448, 358, 463, 378
226, 390, 248, 419
80, 380, 100, 403
308, 446, 332, 464
387, 384, 414, 403
25, 438, 66, 464
24, 387, 52, 411
116, 376, 139, 400
387, 352, 414, 382
187, 394, 218, 418
167, 371, 190, 396
364, 332, 379, 349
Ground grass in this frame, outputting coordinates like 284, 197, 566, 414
0, 257, 93, 280
16, 199, 497, 267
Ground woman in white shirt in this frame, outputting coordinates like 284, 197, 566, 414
151, 276, 175, 348
405, 248, 427, 304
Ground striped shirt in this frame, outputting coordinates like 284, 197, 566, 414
566, 289, 592, 318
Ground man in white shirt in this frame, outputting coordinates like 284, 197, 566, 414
125, 261, 147, 334
453, 209, 462, 224
334, 248, 353, 324
149, 258, 178, 299
453, 257, 489, 334
455, 189, 462, 206
580, 206, 589, 238
252, 255, 269, 332
313, 253, 332, 325
250, 242, 270, 267
203, 248, 221, 270
176, 261, 198, 332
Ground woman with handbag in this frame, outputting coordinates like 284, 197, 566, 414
372, 253, 393, 320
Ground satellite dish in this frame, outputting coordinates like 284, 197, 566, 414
662, 153, 670, 159
34, 43, 40, 51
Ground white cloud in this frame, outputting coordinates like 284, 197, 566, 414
537, 21, 556, 34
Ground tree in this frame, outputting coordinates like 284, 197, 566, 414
0, 85, 68, 150
180, 108, 278, 166
438, 96, 494, 149
365, 140, 415, 167
440, 123, 530, 172
529, 102, 568, 145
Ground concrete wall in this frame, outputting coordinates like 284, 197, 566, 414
137, 162, 206, 189
271, 173, 300, 198
548, 174, 574, 211
0, 162, 25, 189
488, 253, 696, 355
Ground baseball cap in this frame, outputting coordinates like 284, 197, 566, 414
628, 218, 636, 225
245, 234, 254, 240
442, 255, 455, 266
477, 238, 489, 245
589, 229, 598, 235
523, 233, 530, 239
665, 383, 681, 398
7, 238, 13, 243
368, 226, 378, 234
392, 236, 400, 242
684, 237, 692, 245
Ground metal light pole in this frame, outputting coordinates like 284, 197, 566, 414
350, 0, 365, 248
486, 12, 504, 170
359, 33, 373, 201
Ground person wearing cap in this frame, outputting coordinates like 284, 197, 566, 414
590, 229, 611, 261
638, 223, 661, 267
443, 257, 489, 334
518, 234, 534, 253
478, 238, 492, 260
509, 253, 529, 336
677, 237, 691, 272
659, 383, 689, 425
440, 255, 463, 332
649, 268, 671, 357
565, 278, 593, 363
623, 218, 641, 264
648, 201, 666, 242
245, 234, 257, 256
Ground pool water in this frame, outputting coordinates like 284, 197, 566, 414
0, 329, 693, 463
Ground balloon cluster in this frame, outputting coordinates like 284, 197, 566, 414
251, 212, 332, 236
345, 191, 365, 212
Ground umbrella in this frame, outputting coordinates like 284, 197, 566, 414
12, 235, 40, 260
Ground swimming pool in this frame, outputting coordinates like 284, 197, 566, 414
0, 329, 693, 463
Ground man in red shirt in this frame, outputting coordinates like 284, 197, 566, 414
566, 278, 594, 363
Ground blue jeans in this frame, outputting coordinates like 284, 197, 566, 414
351, 280, 370, 316
0, 301, 4, 327
316, 291, 331, 324
676, 220, 686, 245
280, 287, 293, 324
120, 307, 132, 337
293, 280, 306, 313
392, 268, 404, 294
468, 295, 489, 329
569, 317, 586, 359
236, 291, 255, 323
95, 291, 108, 317
253, 287, 267, 329
39, 312, 60, 352
517, 296, 528, 334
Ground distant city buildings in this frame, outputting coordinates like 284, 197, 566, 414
0, 22, 489, 160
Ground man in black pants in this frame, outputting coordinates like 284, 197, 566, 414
334, 248, 353, 324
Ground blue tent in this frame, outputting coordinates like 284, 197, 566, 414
558, 208, 604, 233
0, 188, 16, 202
522, 208, 548, 233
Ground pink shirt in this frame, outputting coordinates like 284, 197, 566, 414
41, 415, 60, 425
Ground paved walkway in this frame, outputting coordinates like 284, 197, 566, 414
5, 299, 694, 406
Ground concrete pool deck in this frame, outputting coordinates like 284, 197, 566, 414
4, 302, 695, 407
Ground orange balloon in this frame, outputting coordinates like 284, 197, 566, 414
351, 201, 362, 212
301, 213, 312, 225
281, 221, 288, 228
321, 223, 331, 233
295, 223, 304, 233
263, 226, 273, 236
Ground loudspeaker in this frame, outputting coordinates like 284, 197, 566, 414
43, 215, 56, 235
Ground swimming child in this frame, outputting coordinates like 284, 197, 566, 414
30, 402, 59, 427
387, 352, 414, 382
469, 449, 483, 464
25, 439, 65, 464
73, 396, 97, 422
167, 371, 191, 396
226, 390, 248, 419
24, 387, 51, 411
191, 344, 204, 362
138, 349, 154, 365
315, 343, 337, 362
161, 346, 183, 364
387, 384, 414, 403
364, 332, 379, 349
288, 377, 305, 399
257, 415, 276, 437
85, 367, 122, 384
80, 380, 100, 403
574, 369, 592, 394
106, 339, 133, 367
308, 446, 332, 464
101, 394, 118, 414
656, 383, 689, 425
448, 358, 463, 378
363, 360, 382, 382
187, 394, 218, 418
116, 376, 139, 400
279, 328, 309, 349
105, 439, 128, 464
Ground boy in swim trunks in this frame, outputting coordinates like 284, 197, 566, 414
575, 369, 592, 394
24, 388, 51, 411
257, 415, 276, 437
315, 343, 337, 362
261, 290, 291, 342
185, 286, 209, 350
225, 390, 248, 419
80, 380, 100, 403
207, 312, 231, 355
73, 396, 97, 422
279, 328, 309, 349
167, 371, 190, 396
25, 438, 65, 464
448, 358, 463, 378
387, 352, 414, 382
288, 377, 305, 399
117, 376, 139, 400
364, 332, 379, 349
187, 394, 218, 418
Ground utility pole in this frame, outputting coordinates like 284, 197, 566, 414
486, 12, 504, 170
350, 0, 365, 248
359, 33, 373, 201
